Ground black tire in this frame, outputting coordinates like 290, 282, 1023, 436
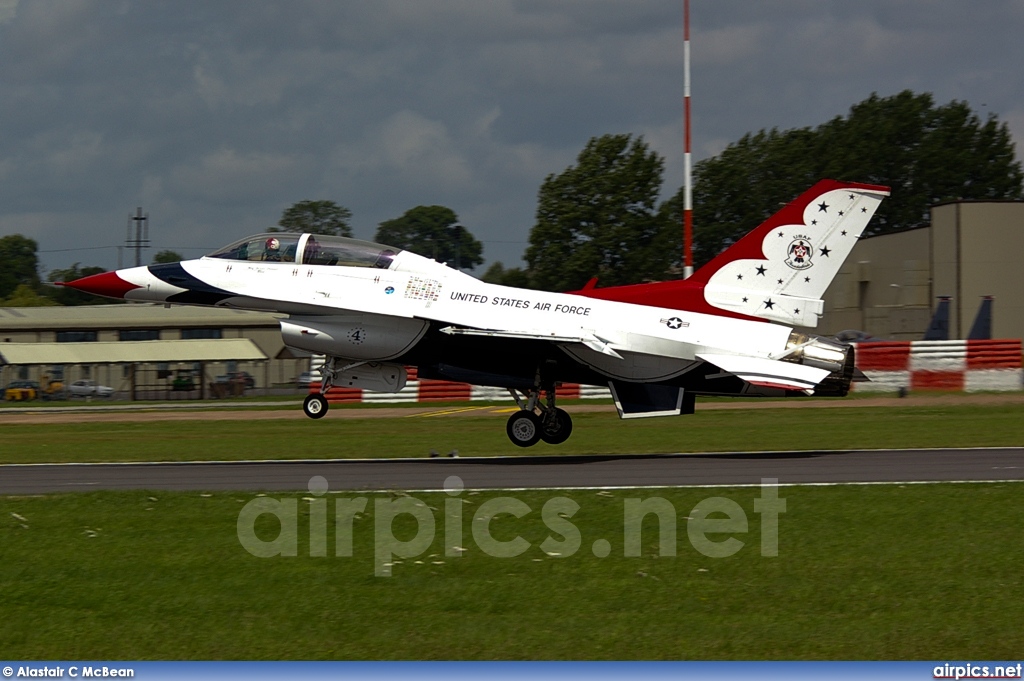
303, 393, 329, 419
539, 407, 573, 445
506, 411, 541, 447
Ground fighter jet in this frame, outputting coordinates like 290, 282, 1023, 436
65, 179, 889, 447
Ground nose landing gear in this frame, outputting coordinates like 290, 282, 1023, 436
302, 356, 368, 420
303, 392, 329, 419
505, 387, 573, 447
303, 357, 336, 419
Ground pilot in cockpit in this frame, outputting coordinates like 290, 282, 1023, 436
264, 237, 281, 261
262, 237, 296, 263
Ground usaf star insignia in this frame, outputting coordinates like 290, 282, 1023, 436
661, 316, 687, 330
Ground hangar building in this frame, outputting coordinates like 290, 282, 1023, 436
818, 200, 1024, 340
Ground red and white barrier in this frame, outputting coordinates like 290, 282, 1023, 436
853, 339, 1023, 392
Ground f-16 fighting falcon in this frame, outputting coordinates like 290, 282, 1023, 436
64, 179, 889, 447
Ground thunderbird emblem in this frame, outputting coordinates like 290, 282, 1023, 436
785, 238, 814, 270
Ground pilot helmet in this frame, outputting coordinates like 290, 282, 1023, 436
265, 237, 280, 251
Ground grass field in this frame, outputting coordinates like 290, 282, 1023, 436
2, 401, 1024, 464
2, 483, 1023, 659
3, 400, 1023, 659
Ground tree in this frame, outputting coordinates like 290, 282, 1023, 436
153, 250, 183, 264
375, 205, 484, 270
673, 90, 1024, 269
46, 263, 110, 305
524, 134, 675, 291
273, 200, 353, 236
2, 284, 57, 307
481, 261, 531, 288
0, 234, 42, 299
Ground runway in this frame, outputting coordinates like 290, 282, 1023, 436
2, 447, 1023, 494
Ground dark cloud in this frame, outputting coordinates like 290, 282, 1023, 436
0, 0, 1020, 275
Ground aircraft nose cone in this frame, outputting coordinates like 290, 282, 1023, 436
61, 270, 142, 299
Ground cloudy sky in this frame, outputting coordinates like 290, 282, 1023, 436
1, 0, 1022, 276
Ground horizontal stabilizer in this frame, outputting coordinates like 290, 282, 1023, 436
697, 353, 830, 392
608, 381, 693, 419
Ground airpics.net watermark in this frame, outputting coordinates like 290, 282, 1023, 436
236, 476, 787, 576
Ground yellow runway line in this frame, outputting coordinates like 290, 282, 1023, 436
404, 406, 489, 418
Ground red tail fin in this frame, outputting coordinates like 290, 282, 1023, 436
571, 179, 889, 327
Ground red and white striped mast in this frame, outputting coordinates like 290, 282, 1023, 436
682, 0, 694, 279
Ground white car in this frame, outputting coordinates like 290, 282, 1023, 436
68, 379, 114, 398
296, 370, 322, 388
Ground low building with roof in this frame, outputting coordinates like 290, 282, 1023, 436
0, 304, 309, 399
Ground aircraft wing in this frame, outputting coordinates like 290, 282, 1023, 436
696, 353, 831, 392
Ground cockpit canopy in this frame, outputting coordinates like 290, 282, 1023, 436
207, 233, 401, 269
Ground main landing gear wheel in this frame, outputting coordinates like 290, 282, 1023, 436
303, 393, 329, 419
505, 378, 574, 447
540, 407, 573, 445
506, 411, 542, 448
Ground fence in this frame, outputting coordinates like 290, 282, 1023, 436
852, 339, 1023, 392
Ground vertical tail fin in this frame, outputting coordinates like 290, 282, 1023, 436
923, 296, 951, 340
691, 179, 890, 327
572, 179, 890, 328
967, 296, 993, 340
